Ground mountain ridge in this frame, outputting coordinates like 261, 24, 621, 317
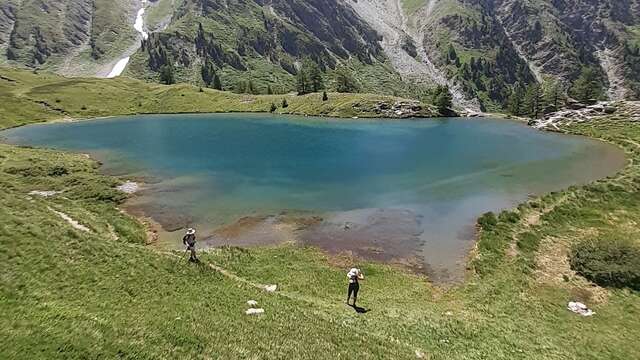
0, 0, 638, 111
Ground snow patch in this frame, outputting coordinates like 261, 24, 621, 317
107, 0, 148, 78
107, 57, 131, 78
134, 4, 149, 40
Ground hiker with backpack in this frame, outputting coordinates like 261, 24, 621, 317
346, 267, 364, 306
183, 228, 199, 263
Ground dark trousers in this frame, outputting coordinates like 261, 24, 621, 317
347, 282, 359, 304
187, 244, 197, 260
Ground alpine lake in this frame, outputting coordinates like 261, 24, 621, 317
2, 114, 626, 282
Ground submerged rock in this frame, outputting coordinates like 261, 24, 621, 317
116, 181, 139, 194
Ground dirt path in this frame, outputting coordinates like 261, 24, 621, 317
150, 246, 429, 357
506, 195, 568, 258
48, 207, 91, 233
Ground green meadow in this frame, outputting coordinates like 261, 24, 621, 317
0, 68, 639, 359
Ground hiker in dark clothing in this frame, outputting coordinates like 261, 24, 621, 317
183, 228, 198, 263
346, 268, 364, 306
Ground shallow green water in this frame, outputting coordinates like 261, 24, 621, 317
2, 114, 626, 281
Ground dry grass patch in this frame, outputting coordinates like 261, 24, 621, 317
534, 232, 609, 304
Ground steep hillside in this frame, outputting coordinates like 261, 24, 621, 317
1, 0, 638, 111
0, 0, 141, 75
348, 0, 640, 110
123, 0, 420, 96
492, 0, 640, 100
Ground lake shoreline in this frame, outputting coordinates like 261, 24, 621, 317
2, 110, 629, 285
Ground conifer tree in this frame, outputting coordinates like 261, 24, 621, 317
296, 68, 309, 95
159, 64, 175, 85
448, 45, 458, 63
523, 83, 544, 118
570, 67, 605, 103
335, 67, 359, 93
543, 79, 564, 111
201, 58, 216, 86
213, 73, 222, 90
432, 85, 453, 114
307, 61, 324, 92
296, 59, 324, 95
507, 82, 526, 116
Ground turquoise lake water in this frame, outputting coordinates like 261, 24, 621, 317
2, 114, 626, 281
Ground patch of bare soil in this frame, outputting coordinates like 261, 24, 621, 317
534, 232, 609, 305
507, 195, 568, 258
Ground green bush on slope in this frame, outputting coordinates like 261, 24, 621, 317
570, 237, 640, 290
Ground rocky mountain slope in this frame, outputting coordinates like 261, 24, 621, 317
123, 0, 407, 95
350, 0, 640, 110
0, 0, 141, 75
0, 0, 638, 111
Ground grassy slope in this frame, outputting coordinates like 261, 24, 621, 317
0, 69, 639, 358
0, 67, 437, 129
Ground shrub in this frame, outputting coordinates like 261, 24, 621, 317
48, 166, 69, 177
499, 210, 521, 223
570, 238, 640, 290
478, 212, 498, 231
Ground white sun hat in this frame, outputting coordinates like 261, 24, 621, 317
186, 228, 196, 235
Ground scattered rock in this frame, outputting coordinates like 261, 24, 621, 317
247, 300, 258, 307
372, 100, 433, 118
567, 301, 594, 317
29, 190, 62, 197
116, 181, 139, 194
566, 99, 586, 110
587, 104, 605, 112
245, 308, 265, 315
531, 101, 640, 130
415, 350, 426, 358
264, 285, 277, 292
